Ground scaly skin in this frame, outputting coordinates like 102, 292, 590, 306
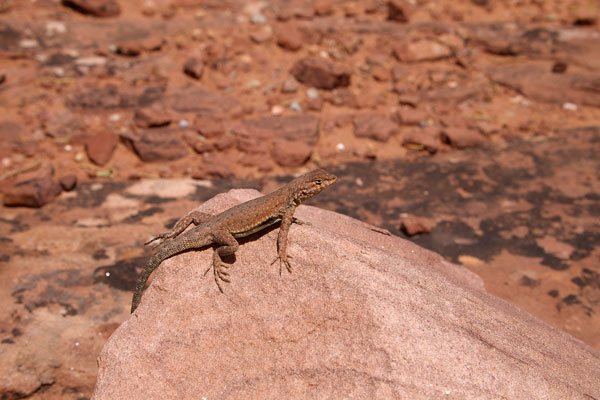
131, 169, 338, 313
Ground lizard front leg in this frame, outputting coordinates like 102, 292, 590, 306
208, 230, 239, 293
272, 208, 295, 275
146, 211, 213, 245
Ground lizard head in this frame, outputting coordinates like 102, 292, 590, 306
293, 168, 338, 202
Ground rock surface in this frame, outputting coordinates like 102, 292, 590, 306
93, 190, 600, 400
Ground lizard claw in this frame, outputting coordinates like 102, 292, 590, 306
271, 255, 293, 275
292, 217, 311, 226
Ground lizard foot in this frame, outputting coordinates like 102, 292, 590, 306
204, 261, 231, 293
271, 255, 293, 275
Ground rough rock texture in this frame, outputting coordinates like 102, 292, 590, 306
290, 57, 351, 89
93, 190, 600, 400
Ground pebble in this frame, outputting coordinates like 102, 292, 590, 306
306, 88, 319, 99
251, 13, 266, 24
179, 119, 189, 128
289, 100, 302, 112
563, 102, 577, 111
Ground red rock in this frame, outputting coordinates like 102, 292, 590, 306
488, 64, 600, 107
250, 28, 273, 43
238, 153, 273, 172
3, 178, 62, 207
395, 106, 428, 125
387, 0, 413, 22
370, 65, 389, 82
0, 120, 22, 143
92, 190, 600, 400
442, 127, 486, 148
85, 131, 118, 166
276, 24, 303, 51
115, 41, 141, 56
271, 139, 313, 167
44, 111, 83, 138
182, 130, 214, 154
325, 88, 358, 108
119, 128, 188, 162
194, 116, 225, 138
314, 0, 334, 15
353, 113, 399, 142
290, 57, 351, 90
305, 96, 324, 111
241, 115, 320, 148
134, 104, 171, 128
402, 127, 440, 153
183, 57, 204, 80
419, 86, 479, 104
61, 0, 120, 17
65, 85, 122, 110
169, 88, 242, 118
399, 215, 436, 236
214, 134, 236, 151
393, 39, 453, 62
58, 174, 78, 191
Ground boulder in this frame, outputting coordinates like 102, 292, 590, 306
93, 190, 600, 400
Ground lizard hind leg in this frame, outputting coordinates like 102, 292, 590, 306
209, 231, 239, 293
145, 211, 213, 246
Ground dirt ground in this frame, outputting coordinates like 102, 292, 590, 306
0, 0, 599, 398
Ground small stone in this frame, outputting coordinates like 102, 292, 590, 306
289, 100, 302, 112
86, 130, 118, 166
441, 128, 486, 148
3, 178, 62, 207
306, 88, 319, 99
387, 0, 413, 22
120, 128, 188, 162
183, 57, 204, 80
61, 0, 121, 17
250, 28, 272, 43
402, 127, 440, 153
562, 102, 577, 111
281, 76, 300, 93
59, 174, 78, 191
314, 0, 334, 15
552, 62, 568, 74
393, 39, 453, 62
250, 12, 266, 24
371, 65, 390, 82
134, 104, 171, 128
271, 105, 284, 115
353, 114, 399, 142
290, 57, 351, 90
396, 106, 428, 126
306, 96, 324, 111
194, 116, 225, 138
276, 24, 303, 51
271, 139, 313, 167
399, 215, 436, 236
116, 41, 141, 56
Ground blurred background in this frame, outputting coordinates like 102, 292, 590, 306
0, 0, 598, 398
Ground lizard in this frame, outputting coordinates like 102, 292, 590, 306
131, 168, 338, 313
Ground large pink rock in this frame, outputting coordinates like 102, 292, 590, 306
93, 190, 600, 399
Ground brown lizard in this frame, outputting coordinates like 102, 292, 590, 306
131, 168, 337, 313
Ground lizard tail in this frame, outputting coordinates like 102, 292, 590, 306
131, 238, 198, 313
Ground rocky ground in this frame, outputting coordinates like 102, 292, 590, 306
0, 0, 599, 398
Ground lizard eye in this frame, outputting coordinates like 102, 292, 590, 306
315, 179, 322, 185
